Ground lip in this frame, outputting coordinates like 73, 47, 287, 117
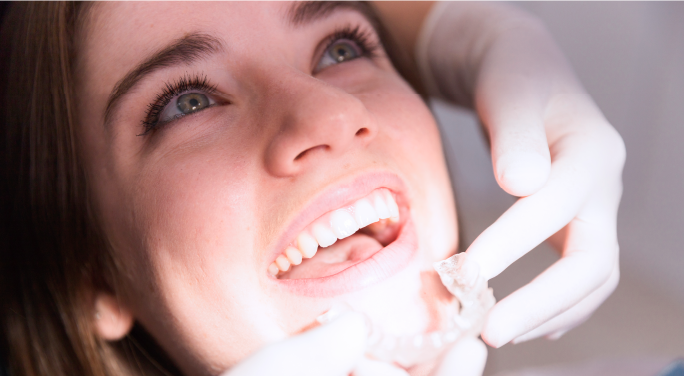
278, 218, 417, 297
266, 171, 417, 297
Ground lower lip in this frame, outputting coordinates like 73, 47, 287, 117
276, 219, 418, 297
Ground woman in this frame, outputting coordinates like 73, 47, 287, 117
0, 2, 624, 375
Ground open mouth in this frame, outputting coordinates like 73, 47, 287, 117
269, 187, 405, 280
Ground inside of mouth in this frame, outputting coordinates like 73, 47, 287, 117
269, 188, 404, 280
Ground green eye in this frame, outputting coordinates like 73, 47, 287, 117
153, 91, 216, 126
177, 93, 210, 114
329, 41, 359, 63
315, 39, 363, 72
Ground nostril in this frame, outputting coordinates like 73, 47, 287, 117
294, 150, 307, 161
295, 145, 328, 161
355, 128, 369, 137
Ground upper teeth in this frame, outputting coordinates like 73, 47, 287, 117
268, 188, 400, 276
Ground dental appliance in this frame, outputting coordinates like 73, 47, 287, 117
317, 253, 495, 368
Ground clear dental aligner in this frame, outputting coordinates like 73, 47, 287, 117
317, 253, 495, 368
269, 188, 401, 276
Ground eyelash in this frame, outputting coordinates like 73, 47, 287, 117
140, 74, 217, 136
141, 24, 381, 136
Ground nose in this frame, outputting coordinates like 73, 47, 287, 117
262, 69, 378, 177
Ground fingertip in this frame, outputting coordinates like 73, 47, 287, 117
434, 338, 488, 376
462, 337, 487, 361
480, 311, 512, 349
495, 151, 550, 197
480, 329, 507, 349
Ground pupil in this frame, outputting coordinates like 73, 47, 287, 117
177, 93, 209, 115
332, 43, 355, 62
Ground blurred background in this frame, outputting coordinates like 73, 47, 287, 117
434, 2, 684, 375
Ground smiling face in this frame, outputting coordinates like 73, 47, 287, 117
75, 2, 457, 374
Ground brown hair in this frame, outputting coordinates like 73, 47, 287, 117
0, 2, 183, 375
0, 2, 420, 375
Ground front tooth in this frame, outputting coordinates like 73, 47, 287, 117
297, 232, 319, 258
312, 224, 337, 247
275, 255, 291, 272
330, 209, 359, 239
353, 198, 380, 228
284, 247, 302, 265
373, 194, 391, 219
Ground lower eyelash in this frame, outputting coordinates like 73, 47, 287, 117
140, 74, 217, 136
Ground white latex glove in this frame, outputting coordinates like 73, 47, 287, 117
354, 339, 487, 376
222, 312, 368, 376
222, 311, 487, 376
416, 2, 625, 347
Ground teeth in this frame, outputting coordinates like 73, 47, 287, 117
330, 209, 359, 239
384, 190, 400, 218
373, 195, 391, 219
275, 255, 291, 272
354, 198, 380, 227
297, 233, 318, 258
285, 246, 303, 265
270, 188, 401, 276
268, 263, 279, 276
312, 224, 337, 248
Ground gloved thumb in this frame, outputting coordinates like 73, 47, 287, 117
223, 311, 368, 376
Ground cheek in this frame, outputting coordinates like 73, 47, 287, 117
132, 147, 258, 297
366, 89, 458, 261
112, 145, 289, 366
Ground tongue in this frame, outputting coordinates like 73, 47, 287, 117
279, 233, 384, 280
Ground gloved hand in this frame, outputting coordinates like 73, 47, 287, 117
222, 311, 487, 376
416, 2, 625, 347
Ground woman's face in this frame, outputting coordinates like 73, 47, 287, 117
76, 2, 457, 374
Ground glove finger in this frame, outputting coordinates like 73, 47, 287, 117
481, 215, 619, 348
431, 337, 487, 376
479, 85, 551, 197
466, 158, 591, 280
475, 27, 558, 197
511, 264, 619, 344
224, 312, 367, 376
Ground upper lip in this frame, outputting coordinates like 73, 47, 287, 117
265, 170, 408, 268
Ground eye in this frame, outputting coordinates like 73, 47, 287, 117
157, 92, 216, 124
315, 39, 363, 72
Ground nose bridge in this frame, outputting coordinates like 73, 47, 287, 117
263, 67, 377, 177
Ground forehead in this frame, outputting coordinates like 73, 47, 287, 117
79, 2, 374, 64
80, 2, 288, 66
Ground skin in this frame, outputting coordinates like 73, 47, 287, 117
75, 2, 459, 374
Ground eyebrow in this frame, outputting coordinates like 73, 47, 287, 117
288, 1, 374, 27
103, 33, 223, 126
